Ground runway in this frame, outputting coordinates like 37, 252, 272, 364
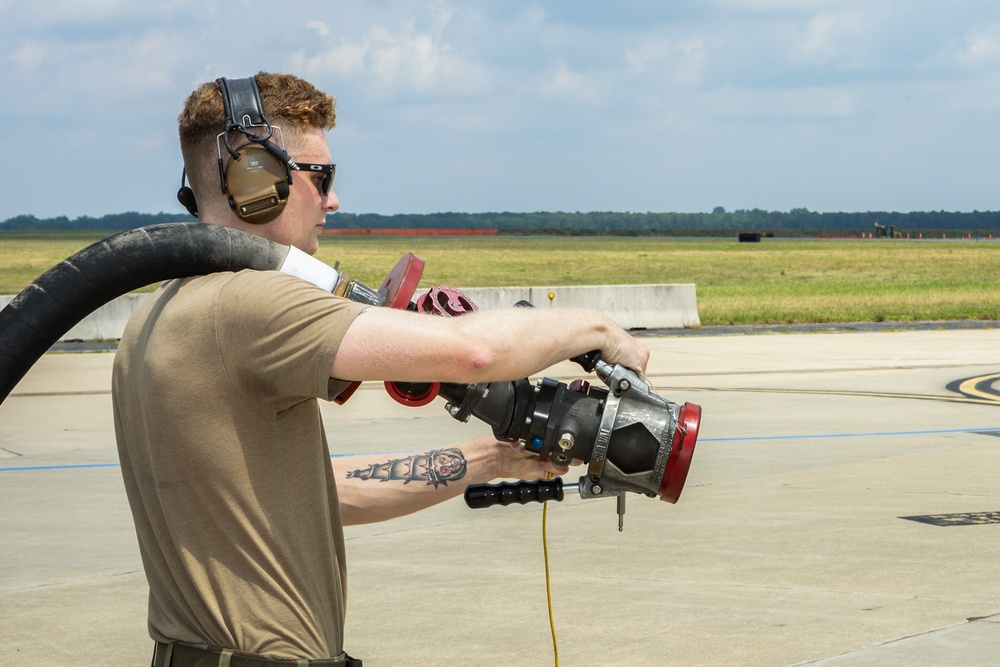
2, 327, 999, 665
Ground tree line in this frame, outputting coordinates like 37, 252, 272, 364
3, 208, 1000, 235
0, 212, 196, 231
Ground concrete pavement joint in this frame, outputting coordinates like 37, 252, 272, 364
665, 385, 1000, 407
5, 570, 146, 593
647, 363, 1000, 379
638, 320, 1000, 338
700, 426, 1000, 443
6, 389, 111, 398
791, 614, 1000, 666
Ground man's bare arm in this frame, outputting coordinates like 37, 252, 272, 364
332, 436, 571, 525
331, 306, 648, 384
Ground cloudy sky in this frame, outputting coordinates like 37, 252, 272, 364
2, 1, 999, 220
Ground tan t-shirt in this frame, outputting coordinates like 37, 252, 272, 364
112, 270, 369, 659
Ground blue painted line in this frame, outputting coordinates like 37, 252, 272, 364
702, 426, 1000, 443
0, 462, 121, 472
2, 426, 998, 472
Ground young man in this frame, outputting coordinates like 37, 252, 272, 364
113, 72, 649, 666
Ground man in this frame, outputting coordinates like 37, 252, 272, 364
113, 72, 649, 666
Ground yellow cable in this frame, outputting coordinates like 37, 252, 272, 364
542, 473, 559, 667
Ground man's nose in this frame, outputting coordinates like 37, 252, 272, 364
323, 188, 340, 213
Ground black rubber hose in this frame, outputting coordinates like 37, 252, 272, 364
0, 222, 290, 404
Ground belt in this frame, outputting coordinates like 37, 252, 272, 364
152, 641, 362, 667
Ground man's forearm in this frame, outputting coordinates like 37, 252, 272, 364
333, 435, 570, 526
332, 305, 648, 384
333, 437, 499, 526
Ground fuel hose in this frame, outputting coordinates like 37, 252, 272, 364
0, 222, 307, 404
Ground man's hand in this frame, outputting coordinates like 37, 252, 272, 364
598, 325, 650, 375
492, 438, 573, 480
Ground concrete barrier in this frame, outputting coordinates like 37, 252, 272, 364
0, 293, 151, 342
0, 283, 699, 342
457, 284, 700, 330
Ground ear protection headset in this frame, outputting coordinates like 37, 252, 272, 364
177, 76, 296, 224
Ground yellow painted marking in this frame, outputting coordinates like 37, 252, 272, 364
958, 373, 1000, 402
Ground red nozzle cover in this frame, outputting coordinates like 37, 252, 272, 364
659, 402, 701, 503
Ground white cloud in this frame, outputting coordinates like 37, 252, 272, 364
537, 63, 599, 104
711, 0, 843, 15
8, 41, 47, 72
798, 12, 866, 62
957, 25, 1000, 67
8, 0, 208, 26
288, 20, 492, 100
307, 20, 331, 39
626, 35, 706, 86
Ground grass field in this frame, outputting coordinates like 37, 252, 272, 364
2, 231, 998, 326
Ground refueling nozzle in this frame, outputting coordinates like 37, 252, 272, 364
449, 359, 701, 529
350, 266, 703, 526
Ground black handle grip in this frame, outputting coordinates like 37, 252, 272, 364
464, 478, 565, 509
570, 350, 601, 373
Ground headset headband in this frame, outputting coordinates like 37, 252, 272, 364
217, 76, 274, 157
218, 77, 267, 128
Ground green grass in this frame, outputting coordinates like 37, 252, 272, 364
4, 232, 1000, 326
0, 231, 119, 298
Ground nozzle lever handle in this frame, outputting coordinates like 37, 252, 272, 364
570, 350, 601, 373
464, 478, 565, 509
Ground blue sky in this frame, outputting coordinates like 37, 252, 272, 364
2, 1, 999, 220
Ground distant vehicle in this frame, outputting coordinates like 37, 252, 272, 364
874, 221, 902, 238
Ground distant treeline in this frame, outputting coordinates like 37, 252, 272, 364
331, 209, 1000, 235
3, 208, 1000, 235
0, 212, 197, 231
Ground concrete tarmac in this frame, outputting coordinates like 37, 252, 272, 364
2, 328, 999, 666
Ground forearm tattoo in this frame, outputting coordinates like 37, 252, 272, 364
345, 447, 467, 488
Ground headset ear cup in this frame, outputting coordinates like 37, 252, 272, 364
223, 144, 291, 224
177, 186, 198, 217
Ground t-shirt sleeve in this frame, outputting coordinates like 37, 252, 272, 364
214, 270, 371, 415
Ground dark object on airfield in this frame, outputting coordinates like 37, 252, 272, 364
738, 232, 762, 243
874, 221, 902, 238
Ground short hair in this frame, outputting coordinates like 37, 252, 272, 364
178, 72, 336, 203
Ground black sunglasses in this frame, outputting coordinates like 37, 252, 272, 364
291, 162, 336, 195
